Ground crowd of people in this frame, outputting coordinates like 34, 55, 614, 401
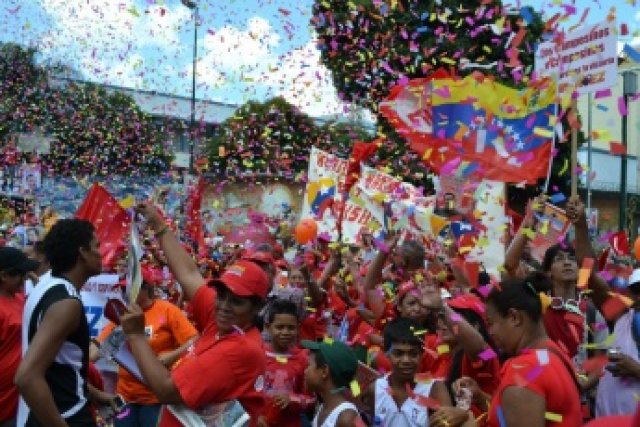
1, 192, 640, 427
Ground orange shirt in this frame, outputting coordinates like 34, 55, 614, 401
98, 300, 197, 404
487, 340, 582, 427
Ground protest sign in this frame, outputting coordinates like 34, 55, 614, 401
525, 203, 571, 264
535, 21, 617, 95
302, 148, 507, 275
80, 273, 121, 338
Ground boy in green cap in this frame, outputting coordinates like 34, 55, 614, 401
302, 339, 361, 427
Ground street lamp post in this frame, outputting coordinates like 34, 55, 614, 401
620, 71, 637, 233
182, 0, 198, 174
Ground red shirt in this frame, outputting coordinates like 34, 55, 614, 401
159, 285, 266, 427
487, 340, 582, 427
262, 344, 314, 427
3, 146, 18, 166
0, 293, 24, 422
543, 309, 584, 359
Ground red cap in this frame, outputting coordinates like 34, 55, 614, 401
211, 260, 269, 300
397, 281, 418, 304
242, 249, 275, 267
447, 294, 485, 319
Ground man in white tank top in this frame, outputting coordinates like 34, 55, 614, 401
301, 340, 361, 427
362, 317, 473, 427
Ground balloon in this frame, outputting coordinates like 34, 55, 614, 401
295, 219, 318, 244
635, 237, 640, 261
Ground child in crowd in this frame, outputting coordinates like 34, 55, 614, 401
363, 317, 474, 427
259, 299, 315, 427
302, 340, 361, 427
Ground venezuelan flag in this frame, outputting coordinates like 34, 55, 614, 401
430, 76, 558, 184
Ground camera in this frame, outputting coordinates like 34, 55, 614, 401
607, 348, 622, 359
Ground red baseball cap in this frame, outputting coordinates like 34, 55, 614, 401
242, 249, 275, 267
397, 281, 418, 304
211, 260, 269, 300
447, 294, 485, 319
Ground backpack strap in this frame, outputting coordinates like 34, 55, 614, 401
543, 345, 581, 393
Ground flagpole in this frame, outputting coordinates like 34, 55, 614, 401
543, 81, 560, 194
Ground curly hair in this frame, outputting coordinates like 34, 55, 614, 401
43, 219, 95, 276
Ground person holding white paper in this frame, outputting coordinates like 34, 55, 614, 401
91, 265, 197, 427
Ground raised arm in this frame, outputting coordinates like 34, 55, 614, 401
420, 286, 489, 359
566, 196, 611, 311
136, 202, 204, 301
363, 232, 399, 319
503, 197, 543, 279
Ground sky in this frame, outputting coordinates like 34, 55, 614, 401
0, 0, 638, 118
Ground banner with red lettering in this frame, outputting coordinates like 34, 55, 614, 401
302, 147, 436, 243
302, 148, 507, 275
75, 183, 131, 267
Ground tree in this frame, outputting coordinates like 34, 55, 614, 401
0, 43, 171, 176
0, 43, 48, 140
207, 97, 372, 180
311, 0, 579, 198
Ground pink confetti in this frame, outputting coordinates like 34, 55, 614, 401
478, 347, 498, 361
595, 89, 612, 99
618, 97, 628, 116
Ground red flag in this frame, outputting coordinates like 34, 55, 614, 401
338, 140, 380, 238
344, 140, 380, 193
609, 231, 630, 256
185, 176, 207, 257
75, 183, 130, 268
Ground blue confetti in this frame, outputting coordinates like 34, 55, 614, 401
497, 405, 507, 427
624, 44, 640, 63
520, 6, 534, 25
549, 193, 566, 204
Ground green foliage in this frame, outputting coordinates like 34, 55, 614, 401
208, 97, 372, 180
0, 42, 171, 176
312, 0, 544, 112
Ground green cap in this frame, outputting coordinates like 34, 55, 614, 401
301, 339, 358, 388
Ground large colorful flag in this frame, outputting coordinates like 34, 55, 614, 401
75, 183, 131, 267
430, 76, 557, 183
380, 74, 558, 184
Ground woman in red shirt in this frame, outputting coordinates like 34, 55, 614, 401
483, 273, 582, 427
120, 203, 270, 427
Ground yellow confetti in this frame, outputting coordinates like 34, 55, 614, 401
119, 195, 135, 209
323, 336, 334, 345
276, 356, 288, 364
350, 380, 361, 397
437, 344, 450, 355
558, 158, 568, 176
538, 220, 549, 235
521, 227, 536, 239
544, 412, 562, 422
533, 127, 554, 138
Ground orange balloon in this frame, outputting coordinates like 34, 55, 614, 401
295, 218, 318, 244
634, 237, 640, 261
